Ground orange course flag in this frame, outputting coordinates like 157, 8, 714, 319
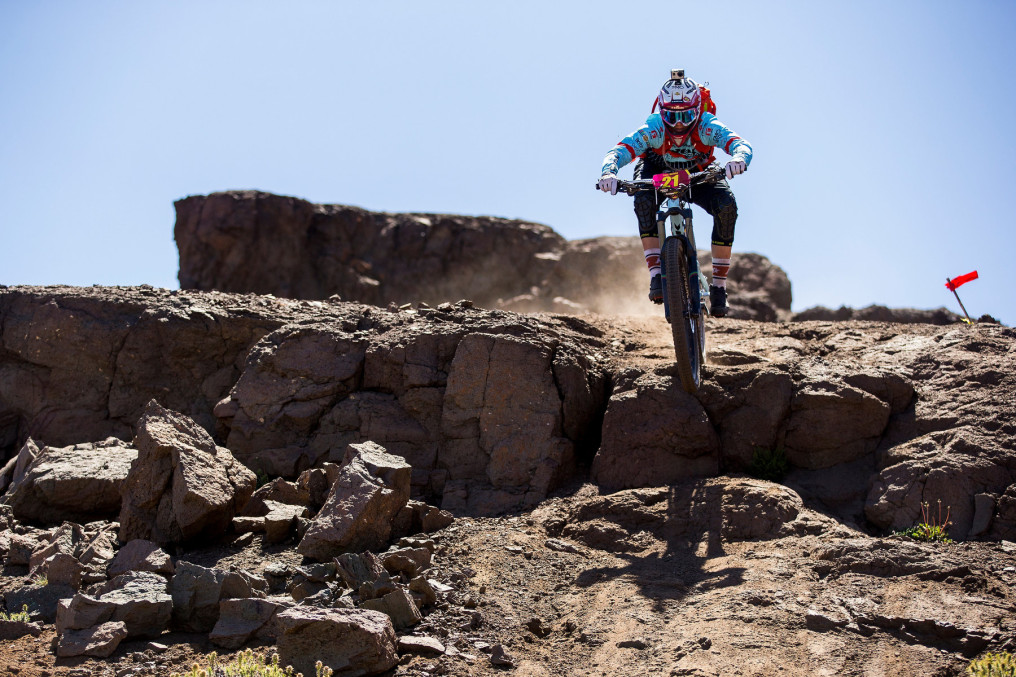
945, 271, 978, 291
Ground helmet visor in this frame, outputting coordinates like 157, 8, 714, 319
661, 107, 698, 129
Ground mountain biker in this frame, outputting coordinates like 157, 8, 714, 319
597, 69, 753, 318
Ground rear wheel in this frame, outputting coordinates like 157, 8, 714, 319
663, 237, 702, 393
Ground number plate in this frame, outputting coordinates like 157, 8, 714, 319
652, 171, 691, 189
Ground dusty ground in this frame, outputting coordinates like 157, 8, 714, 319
1, 314, 1013, 677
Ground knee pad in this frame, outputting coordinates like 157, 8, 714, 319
634, 191, 659, 239
711, 200, 737, 247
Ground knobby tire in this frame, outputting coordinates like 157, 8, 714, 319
663, 237, 701, 393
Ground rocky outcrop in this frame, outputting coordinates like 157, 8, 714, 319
793, 304, 959, 324
118, 400, 256, 545
1, 286, 1014, 538
174, 191, 793, 320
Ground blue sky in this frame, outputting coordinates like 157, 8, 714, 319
2, 1, 1014, 325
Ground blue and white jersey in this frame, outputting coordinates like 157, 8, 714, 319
601, 112, 753, 175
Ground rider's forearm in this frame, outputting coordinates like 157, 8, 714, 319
601, 146, 634, 176
727, 137, 753, 166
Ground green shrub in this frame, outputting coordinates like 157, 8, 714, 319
0, 605, 31, 622
967, 651, 1016, 676
171, 650, 333, 677
747, 447, 789, 482
895, 500, 953, 544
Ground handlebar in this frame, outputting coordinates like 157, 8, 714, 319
594, 164, 728, 197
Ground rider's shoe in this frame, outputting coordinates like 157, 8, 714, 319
709, 285, 728, 318
648, 275, 663, 304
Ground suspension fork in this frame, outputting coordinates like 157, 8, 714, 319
657, 201, 701, 323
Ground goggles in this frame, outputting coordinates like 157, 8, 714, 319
661, 107, 699, 128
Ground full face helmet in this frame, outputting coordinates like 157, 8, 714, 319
657, 69, 701, 134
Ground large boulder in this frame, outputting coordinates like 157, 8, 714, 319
118, 400, 256, 545
91, 571, 173, 638
297, 442, 411, 561
275, 606, 399, 677
56, 621, 128, 658
592, 371, 719, 490
2, 439, 137, 524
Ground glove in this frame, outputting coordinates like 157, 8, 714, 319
725, 160, 747, 180
598, 174, 618, 195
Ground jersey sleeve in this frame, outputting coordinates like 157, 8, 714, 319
601, 115, 666, 176
697, 113, 753, 166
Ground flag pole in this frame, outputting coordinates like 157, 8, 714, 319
946, 277, 973, 324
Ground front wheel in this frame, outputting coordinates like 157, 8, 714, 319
663, 237, 703, 393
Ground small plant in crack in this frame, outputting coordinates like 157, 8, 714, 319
895, 500, 953, 544
747, 446, 789, 482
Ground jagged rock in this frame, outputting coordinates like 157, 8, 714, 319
0, 286, 298, 455
392, 500, 454, 540
297, 463, 342, 513
29, 522, 83, 571
3, 439, 136, 525
969, 493, 996, 537
263, 500, 307, 545
118, 400, 256, 546
56, 621, 128, 658
865, 427, 1012, 538
297, 442, 411, 561
398, 635, 445, 655
992, 485, 1016, 540
6, 583, 76, 624
0, 619, 43, 641
793, 304, 958, 324
222, 325, 370, 477
107, 539, 174, 578
209, 596, 293, 649
334, 552, 395, 601
592, 371, 719, 490
275, 606, 399, 677
232, 516, 265, 534
56, 594, 115, 633
0, 438, 39, 496
381, 547, 431, 578
242, 478, 310, 516
289, 580, 328, 603
805, 609, 850, 631
92, 571, 173, 638
5, 531, 41, 567
408, 576, 437, 607
170, 561, 252, 633
812, 538, 969, 579
37, 553, 84, 589
360, 587, 422, 629
783, 378, 891, 469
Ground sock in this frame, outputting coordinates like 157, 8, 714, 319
712, 257, 730, 288
645, 248, 661, 278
